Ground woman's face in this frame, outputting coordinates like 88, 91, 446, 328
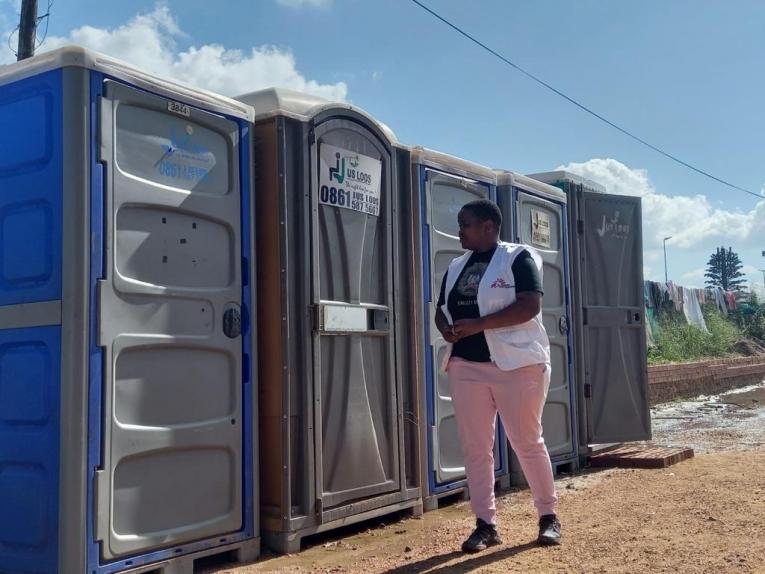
457, 208, 492, 251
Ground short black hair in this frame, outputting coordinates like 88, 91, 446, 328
461, 199, 502, 229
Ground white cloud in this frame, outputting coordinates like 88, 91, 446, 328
23, 4, 346, 100
0, 0, 19, 56
558, 158, 765, 249
557, 158, 765, 289
276, 0, 332, 8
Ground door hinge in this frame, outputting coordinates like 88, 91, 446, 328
94, 469, 106, 542
96, 280, 107, 347
577, 220, 584, 234
310, 304, 321, 332
308, 129, 316, 144
584, 383, 592, 398
241, 256, 249, 286
315, 498, 323, 516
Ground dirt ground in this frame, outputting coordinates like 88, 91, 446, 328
207, 384, 765, 573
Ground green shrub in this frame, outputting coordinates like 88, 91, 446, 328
730, 297, 765, 342
647, 304, 742, 364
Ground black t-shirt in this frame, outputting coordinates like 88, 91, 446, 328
436, 248, 543, 363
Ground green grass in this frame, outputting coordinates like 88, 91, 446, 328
647, 304, 743, 364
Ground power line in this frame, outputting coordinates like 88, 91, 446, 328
35, 0, 55, 50
409, 0, 764, 200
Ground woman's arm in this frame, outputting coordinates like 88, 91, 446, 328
452, 292, 541, 338
435, 306, 460, 343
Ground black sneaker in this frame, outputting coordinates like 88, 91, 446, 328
537, 514, 562, 545
461, 518, 503, 553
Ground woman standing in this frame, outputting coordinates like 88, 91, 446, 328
435, 199, 561, 552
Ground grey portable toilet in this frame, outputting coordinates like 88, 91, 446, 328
237, 88, 422, 553
495, 172, 578, 483
0, 47, 259, 574
408, 147, 510, 510
527, 171, 651, 459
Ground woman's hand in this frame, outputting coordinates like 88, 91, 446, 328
435, 307, 460, 343
452, 318, 484, 339
442, 326, 460, 343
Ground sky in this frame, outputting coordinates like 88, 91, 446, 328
2, 0, 764, 293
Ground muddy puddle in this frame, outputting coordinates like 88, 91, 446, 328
646, 381, 765, 453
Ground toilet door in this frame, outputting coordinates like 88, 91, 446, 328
579, 193, 650, 444
423, 169, 502, 486
96, 80, 244, 559
310, 119, 400, 510
514, 191, 575, 459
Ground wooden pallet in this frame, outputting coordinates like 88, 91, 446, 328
589, 445, 694, 469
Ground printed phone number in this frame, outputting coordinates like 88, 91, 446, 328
320, 185, 379, 215
158, 160, 210, 182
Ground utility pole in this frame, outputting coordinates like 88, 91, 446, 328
17, 0, 38, 61
663, 236, 672, 284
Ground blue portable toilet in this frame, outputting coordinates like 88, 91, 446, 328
409, 147, 510, 511
0, 47, 258, 574
495, 171, 579, 483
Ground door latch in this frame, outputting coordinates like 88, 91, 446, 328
558, 316, 570, 335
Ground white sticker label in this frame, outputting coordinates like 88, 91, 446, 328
167, 100, 191, 117
322, 304, 368, 332
531, 209, 551, 248
319, 144, 382, 216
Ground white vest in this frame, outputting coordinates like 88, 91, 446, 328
441, 241, 550, 372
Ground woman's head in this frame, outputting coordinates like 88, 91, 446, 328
458, 199, 502, 252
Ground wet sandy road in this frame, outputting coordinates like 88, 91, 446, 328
202, 381, 765, 573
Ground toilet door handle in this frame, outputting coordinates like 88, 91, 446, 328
223, 304, 242, 338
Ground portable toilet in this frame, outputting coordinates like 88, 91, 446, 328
527, 171, 650, 460
409, 147, 510, 511
0, 47, 259, 574
236, 88, 422, 553
495, 172, 578, 484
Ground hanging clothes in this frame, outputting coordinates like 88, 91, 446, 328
645, 305, 660, 344
645, 308, 655, 347
697, 289, 706, 305
683, 288, 709, 333
715, 287, 727, 316
725, 291, 737, 311
644, 281, 653, 308
667, 281, 683, 312
650, 281, 663, 310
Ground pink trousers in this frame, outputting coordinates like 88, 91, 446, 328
448, 357, 558, 524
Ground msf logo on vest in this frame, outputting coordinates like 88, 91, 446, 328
596, 210, 630, 240
491, 277, 512, 289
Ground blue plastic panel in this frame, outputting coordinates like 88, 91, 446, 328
0, 325, 62, 574
0, 70, 63, 306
